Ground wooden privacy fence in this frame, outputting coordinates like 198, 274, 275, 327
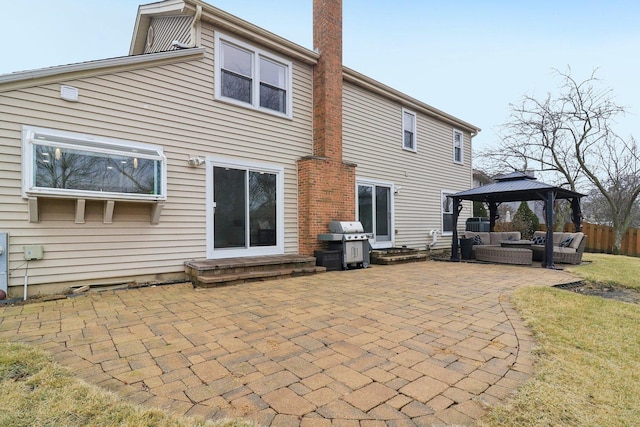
542, 222, 640, 256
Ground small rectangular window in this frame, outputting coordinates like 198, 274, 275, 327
23, 126, 166, 201
453, 129, 464, 164
215, 34, 292, 118
402, 109, 417, 152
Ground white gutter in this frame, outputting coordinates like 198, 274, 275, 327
0, 48, 206, 86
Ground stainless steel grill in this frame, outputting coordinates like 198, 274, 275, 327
318, 221, 371, 269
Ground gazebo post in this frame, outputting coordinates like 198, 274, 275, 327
571, 197, 583, 232
450, 198, 461, 261
488, 202, 498, 232
544, 191, 556, 269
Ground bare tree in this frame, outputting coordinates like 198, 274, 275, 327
478, 68, 640, 253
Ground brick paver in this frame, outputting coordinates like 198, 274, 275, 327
0, 261, 577, 426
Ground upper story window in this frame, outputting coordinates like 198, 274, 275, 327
22, 126, 166, 202
215, 33, 292, 118
453, 129, 464, 164
402, 109, 417, 152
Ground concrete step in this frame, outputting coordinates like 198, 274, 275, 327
370, 250, 428, 265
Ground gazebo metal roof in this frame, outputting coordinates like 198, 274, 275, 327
452, 172, 586, 203
449, 171, 586, 269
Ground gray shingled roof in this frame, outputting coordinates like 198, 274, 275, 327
452, 171, 585, 202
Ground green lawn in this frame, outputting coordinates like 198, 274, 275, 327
566, 252, 640, 289
480, 253, 640, 426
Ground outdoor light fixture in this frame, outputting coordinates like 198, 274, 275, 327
187, 155, 205, 167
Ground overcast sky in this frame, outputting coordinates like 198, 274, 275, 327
1, 0, 638, 152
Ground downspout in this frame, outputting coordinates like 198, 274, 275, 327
172, 4, 202, 49
428, 229, 439, 250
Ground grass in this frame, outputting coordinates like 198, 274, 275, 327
0, 341, 253, 427
565, 252, 640, 289
480, 253, 640, 426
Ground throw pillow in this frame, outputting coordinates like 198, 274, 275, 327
560, 236, 574, 247
532, 235, 545, 245
472, 235, 483, 245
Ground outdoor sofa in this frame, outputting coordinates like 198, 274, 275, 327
530, 231, 587, 264
461, 231, 522, 257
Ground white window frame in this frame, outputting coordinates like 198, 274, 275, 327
206, 157, 285, 259
22, 126, 167, 202
441, 190, 456, 236
356, 178, 395, 249
453, 129, 464, 164
214, 32, 293, 119
402, 108, 417, 152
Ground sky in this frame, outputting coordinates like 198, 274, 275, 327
1, 0, 639, 153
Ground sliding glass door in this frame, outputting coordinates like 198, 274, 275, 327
357, 181, 393, 247
209, 161, 283, 257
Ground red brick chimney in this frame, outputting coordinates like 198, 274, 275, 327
298, 0, 356, 256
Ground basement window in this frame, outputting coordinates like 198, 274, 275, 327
22, 126, 166, 202
215, 33, 292, 118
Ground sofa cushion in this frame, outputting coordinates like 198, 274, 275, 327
473, 235, 484, 245
552, 233, 565, 245
532, 234, 545, 245
554, 246, 577, 254
465, 232, 490, 245
559, 235, 574, 247
569, 232, 584, 249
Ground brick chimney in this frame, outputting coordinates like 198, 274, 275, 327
298, 0, 356, 256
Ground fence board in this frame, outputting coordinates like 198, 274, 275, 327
538, 221, 640, 256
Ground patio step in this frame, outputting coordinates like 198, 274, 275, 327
184, 254, 326, 288
370, 250, 429, 265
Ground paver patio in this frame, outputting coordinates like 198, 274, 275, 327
0, 261, 577, 426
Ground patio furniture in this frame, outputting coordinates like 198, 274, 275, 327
462, 231, 522, 259
531, 232, 587, 264
474, 245, 533, 265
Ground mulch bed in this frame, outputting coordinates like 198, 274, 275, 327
555, 281, 640, 305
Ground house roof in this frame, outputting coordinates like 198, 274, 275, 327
130, 0, 481, 135
0, 0, 481, 135
451, 171, 586, 202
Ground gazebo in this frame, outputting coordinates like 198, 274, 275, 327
449, 172, 586, 269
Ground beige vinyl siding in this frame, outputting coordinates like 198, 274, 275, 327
343, 81, 472, 250
0, 21, 313, 292
144, 15, 194, 53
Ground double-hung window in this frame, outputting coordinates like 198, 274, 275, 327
453, 129, 464, 164
402, 109, 417, 152
216, 34, 292, 117
22, 126, 166, 202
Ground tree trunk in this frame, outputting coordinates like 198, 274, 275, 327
612, 227, 625, 255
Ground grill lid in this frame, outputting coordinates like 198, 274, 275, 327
328, 221, 364, 234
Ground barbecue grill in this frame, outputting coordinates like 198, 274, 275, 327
318, 221, 371, 269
